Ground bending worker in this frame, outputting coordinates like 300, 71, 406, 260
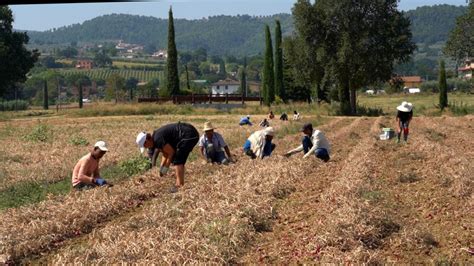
198, 121, 233, 164
243, 127, 276, 159
136, 122, 199, 193
285, 123, 330, 162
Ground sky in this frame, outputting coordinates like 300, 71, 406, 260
11, 0, 469, 31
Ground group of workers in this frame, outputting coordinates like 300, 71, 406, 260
71, 101, 413, 193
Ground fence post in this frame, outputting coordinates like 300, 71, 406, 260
209, 92, 212, 104
225, 93, 228, 104
192, 93, 195, 104
241, 94, 244, 105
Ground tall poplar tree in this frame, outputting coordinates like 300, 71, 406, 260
263, 25, 275, 105
166, 7, 180, 95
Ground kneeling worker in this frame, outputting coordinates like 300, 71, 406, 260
199, 121, 233, 164
243, 127, 276, 159
72, 141, 109, 190
285, 123, 330, 162
136, 122, 199, 192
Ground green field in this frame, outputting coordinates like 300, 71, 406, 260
59, 68, 164, 82
358, 92, 474, 116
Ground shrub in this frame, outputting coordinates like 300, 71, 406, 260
119, 156, 151, 177
69, 135, 89, 146
23, 124, 52, 142
449, 101, 474, 116
0, 100, 29, 111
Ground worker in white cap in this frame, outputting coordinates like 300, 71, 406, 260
396, 101, 413, 143
243, 127, 276, 159
136, 122, 199, 193
198, 121, 233, 164
72, 141, 109, 190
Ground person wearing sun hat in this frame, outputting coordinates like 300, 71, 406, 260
136, 122, 199, 193
396, 101, 413, 143
284, 123, 331, 162
243, 127, 276, 159
198, 121, 233, 164
72, 141, 109, 190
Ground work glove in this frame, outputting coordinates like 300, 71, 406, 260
95, 178, 107, 186
160, 166, 169, 177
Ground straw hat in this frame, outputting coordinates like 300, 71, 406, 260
397, 101, 413, 112
203, 121, 216, 131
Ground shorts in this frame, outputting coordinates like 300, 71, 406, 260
173, 124, 199, 165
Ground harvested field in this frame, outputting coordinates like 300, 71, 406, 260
0, 114, 472, 264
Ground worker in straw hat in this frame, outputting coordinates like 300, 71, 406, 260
136, 122, 199, 193
243, 127, 276, 159
396, 101, 413, 143
198, 121, 233, 164
72, 141, 110, 190
284, 123, 331, 162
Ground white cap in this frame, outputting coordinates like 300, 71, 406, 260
94, 141, 109, 152
136, 132, 147, 153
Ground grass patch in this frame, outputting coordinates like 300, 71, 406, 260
359, 218, 401, 250
0, 159, 146, 211
272, 184, 296, 199
448, 101, 474, 116
119, 156, 151, 177
419, 232, 439, 248
398, 173, 420, 183
243, 208, 273, 233
358, 188, 383, 203
23, 123, 52, 143
69, 135, 89, 146
424, 128, 446, 142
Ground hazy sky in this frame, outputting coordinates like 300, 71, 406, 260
11, 0, 469, 31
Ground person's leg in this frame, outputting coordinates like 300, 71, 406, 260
175, 164, 185, 187
302, 136, 313, 153
397, 121, 403, 143
214, 150, 227, 164
403, 122, 409, 142
315, 148, 330, 162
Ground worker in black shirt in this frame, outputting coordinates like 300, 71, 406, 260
136, 122, 199, 192
396, 101, 413, 143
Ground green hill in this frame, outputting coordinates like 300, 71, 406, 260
22, 5, 467, 57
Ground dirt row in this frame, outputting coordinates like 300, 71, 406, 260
0, 116, 343, 263
27, 117, 356, 263
240, 116, 384, 263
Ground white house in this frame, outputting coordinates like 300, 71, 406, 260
365, 90, 375, 95
211, 78, 240, 95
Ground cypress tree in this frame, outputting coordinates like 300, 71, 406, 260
439, 60, 448, 110
274, 20, 284, 101
185, 64, 191, 91
263, 25, 275, 105
240, 57, 247, 96
78, 83, 83, 109
167, 7, 180, 95
43, 80, 48, 110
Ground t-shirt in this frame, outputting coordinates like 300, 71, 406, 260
240, 117, 251, 124
198, 132, 227, 151
152, 122, 196, 150
397, 110, 413, 122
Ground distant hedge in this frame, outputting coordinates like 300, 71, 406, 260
0, 100, 29, 111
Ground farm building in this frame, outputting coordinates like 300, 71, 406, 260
400, 76, 423, 88
75, 59, 94, 69
459, 59, 473, 79
211, 78, 240, 95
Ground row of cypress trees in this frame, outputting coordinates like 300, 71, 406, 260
262, 21, 285, 106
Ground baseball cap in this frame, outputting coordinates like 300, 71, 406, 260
300, 123, 313, 132
136, 132, 147, 153
94, 141, 109, 152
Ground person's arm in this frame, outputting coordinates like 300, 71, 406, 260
77, 160, 95, 184
151, 148, 159, 167
285, 145, 303, 157
224, 146, 232, 159
161, 144, 175, 167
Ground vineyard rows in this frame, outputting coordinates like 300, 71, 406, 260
60, 69, 164, 82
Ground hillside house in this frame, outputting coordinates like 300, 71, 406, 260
76, 59, 93, 69
211, 78, 240, 95
400, 76, 423, 88
152, 50, 168, 59
459, 59, 473, 79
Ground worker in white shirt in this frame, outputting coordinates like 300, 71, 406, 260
284, 123, 330, 162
